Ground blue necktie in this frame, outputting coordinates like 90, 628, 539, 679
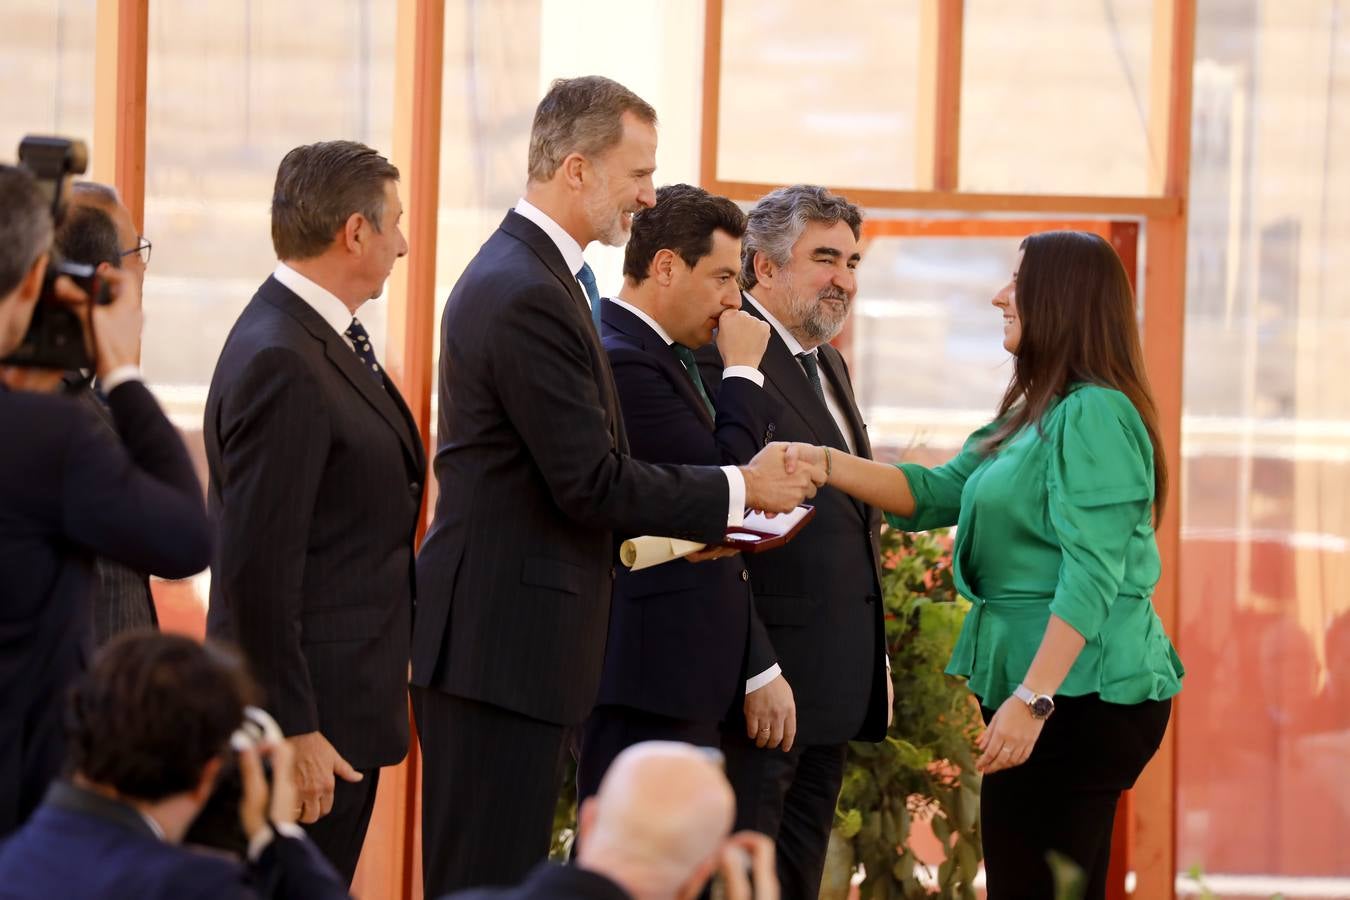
576, 262, 602, 332
345, 318, 384, 384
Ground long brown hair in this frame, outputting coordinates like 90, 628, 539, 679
985, 230, 1168, 520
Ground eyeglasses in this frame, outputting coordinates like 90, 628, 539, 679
120, 237, 152, 267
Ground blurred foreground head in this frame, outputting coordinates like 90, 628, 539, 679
579, 741, 736, 900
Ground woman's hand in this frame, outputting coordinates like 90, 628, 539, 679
976, 694, 1045, 774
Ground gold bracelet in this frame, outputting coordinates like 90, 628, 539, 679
823, 445, 832, 480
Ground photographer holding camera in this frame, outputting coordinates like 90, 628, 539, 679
0, 160, 211, 836
0, 633, 349, 899
0, 181, 162, 644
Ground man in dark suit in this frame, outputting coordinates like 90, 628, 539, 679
0, 165, 211, 837
446, 742, 777, 900
205, 141, 424, 883
55, 183, 160, 643
577, 183, 780, 805
3, 184, 162, 643
413, 77, 822, 894
0, 633, 349, 899
697, 185, 892, 899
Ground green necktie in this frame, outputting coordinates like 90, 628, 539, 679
672, 344, 716, 419
797, 350, 827, 404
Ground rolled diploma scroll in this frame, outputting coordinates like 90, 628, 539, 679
619, 536, 707, 571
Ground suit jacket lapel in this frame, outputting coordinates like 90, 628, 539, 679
816, 346, 871, 460
744, 303, 850, 450
601, 300, 715, 430
815, 345, 872, 522
259, 277, 422, 472
500, 212, 625, 451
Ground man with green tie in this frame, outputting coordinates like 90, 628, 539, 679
577, 183, 779, 809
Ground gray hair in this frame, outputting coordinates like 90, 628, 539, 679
0, 165, 54, 300
527, 76, 657, 183
739, 185, 863, 289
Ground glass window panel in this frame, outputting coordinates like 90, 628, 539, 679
960, 0, 1154, 196
1178, 0, 1350, 890
430, 0, 706, 446
850, 233, 1020, 462
716, 0, 922, 192
140, 2, 398, 623
0, 1, 96, 165
142, 0, 397, 403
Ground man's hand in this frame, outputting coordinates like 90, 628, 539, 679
744, 674, 796, 752
686, 546, 740, 563
289, 731, 363, 824
238, 735, 301, 842
741, 443, 826, 513
782, 442, 826, 477
715, 308, 770, 369
85, 267, 143, 378
716, 831, 779, 900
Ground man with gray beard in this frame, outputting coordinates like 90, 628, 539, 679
696, 185, 893, 899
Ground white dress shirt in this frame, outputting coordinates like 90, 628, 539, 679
273, 262, 361, 351
742, 292, 857, 454
513, 201, 747, 526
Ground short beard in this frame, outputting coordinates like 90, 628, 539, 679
785, 282, 850, 346
584, 175, 633, 248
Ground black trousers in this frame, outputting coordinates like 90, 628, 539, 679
721, 727, 847, 900
979, 694, 1172, 900
577, 704, 721, 806
303, 766, 380, 885
414, 687, 571, 896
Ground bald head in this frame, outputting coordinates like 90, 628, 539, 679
579, 742, 735, 899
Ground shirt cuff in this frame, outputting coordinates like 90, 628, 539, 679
100, 365, 143, 393
745, 664, 782, 695
247, 822, 305, 862
723, 365, 764, 388
721, 466, 745, 527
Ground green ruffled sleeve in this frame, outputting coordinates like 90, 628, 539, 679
1046, 387, 1155, 641
885, 419, 1000, 532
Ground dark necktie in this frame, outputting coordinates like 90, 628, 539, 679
345, 318, 384, 384
797, 350, 827, 404
672, 344, 716, 419
576, 262, 602, 332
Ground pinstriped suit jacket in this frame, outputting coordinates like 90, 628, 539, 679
204, 277, 425, 769
412, 211, 730, 726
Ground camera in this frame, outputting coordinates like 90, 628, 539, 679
184, 706, 284, 856
0, 135, 110, 371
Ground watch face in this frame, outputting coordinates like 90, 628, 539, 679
1031, 696, 1055, 718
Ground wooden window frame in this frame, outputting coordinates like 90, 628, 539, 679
92, 0, 1193, 895
700, 2, 1194, 898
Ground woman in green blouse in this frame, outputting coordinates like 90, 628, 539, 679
787, 231, 1183, 899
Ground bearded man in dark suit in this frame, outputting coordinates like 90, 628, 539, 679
413, 77, 823, 894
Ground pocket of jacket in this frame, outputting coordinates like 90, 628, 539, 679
520, 556, 584, 596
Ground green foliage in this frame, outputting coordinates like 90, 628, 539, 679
832, 525, 984, 899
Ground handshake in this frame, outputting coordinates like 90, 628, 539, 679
739, 442, 830, 513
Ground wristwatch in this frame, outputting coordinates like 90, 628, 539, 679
1013, 684, 1055, 720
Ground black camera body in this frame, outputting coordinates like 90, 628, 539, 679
184, 706, 282, 857
0, 135, 106, 371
